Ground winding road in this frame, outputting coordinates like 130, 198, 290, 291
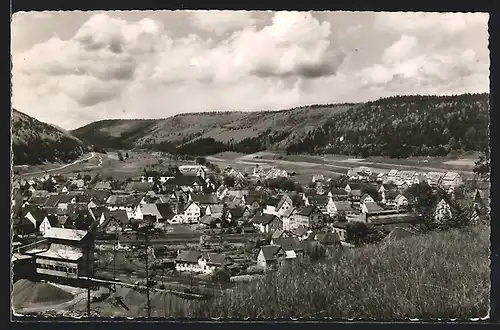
18, 153, 104, 177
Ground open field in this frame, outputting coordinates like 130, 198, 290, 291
183, 224, 490, 319
207, 151, 478, 183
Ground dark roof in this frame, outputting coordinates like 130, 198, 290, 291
252, 214, 281, 226
191, 193, 219, 204
42, 206, 58, 215
364, 202, 384, 213
332, 221, 349, 229
297, 206, 319, 216
244, 195, 261, 205
28, 196, 49, 206
309, 195, 329, 207
124, 182, 154, 193
47, 215, 59, 226
260, 245, 285, 261
315, 232, 340, 245
67, 203, 88, 215
44, 195, 61, 207
75, 194, 92, 203
199, 215, 218, 226
204, 253, 232, 266
264, 198, 281, 207
228, 206, 247, 218
385, 190, 399, 200
291, 226, 308, 237
330, 188, 348, 196
108, 210, 130, 225
167, 175, 205, 187
272, 238, 302, 251
91, 206, 108, 220
367, 213, 420, 226
87, 190, 112, 204
58, 194, 73, 204
106, 194, 142, 207
176, 250, 202, 263
25, 209, 48, 224
333, 201, 354, 212
156, 203, 175, 220
346, 183, 362, 190
99, 216, 122, 230
349, 190, 362, 197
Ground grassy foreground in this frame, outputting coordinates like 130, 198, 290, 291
184, 225, 490, 320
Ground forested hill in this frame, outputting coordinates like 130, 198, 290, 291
286, 93, 489, 158
71, 93, 489, 158
12, 109, 85, 165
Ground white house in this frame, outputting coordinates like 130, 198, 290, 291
440, 172, 463, 189
183, 202, 201, 223
175, 250, 231, 275
394, 194, 409, 209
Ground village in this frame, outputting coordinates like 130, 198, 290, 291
11, 156, 490, 310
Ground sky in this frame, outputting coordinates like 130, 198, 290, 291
11, 11, 490, 130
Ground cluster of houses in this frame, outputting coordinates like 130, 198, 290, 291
347, 166, 464, 192
11, 161, 489, 276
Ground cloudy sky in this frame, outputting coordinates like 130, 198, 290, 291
12, 11, 489, 130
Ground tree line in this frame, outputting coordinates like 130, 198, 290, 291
286, 93, 489, 158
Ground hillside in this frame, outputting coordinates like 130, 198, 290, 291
71, 93, 489, 158
287, 93, 490, 158
184, 224, 490, 319
71, 104, 357, 152
12, 109, 85, 165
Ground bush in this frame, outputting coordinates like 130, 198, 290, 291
184, 224, 490, 319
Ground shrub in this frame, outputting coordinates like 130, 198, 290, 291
184, 224, 490, 319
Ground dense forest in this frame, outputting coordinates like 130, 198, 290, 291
12, 109, 85, 165
286, 93, 489, 158
142, 93, 489, 158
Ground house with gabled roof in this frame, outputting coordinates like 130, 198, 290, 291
289, 206, 324, 230
345, 183, 361, 194
327, 199, 355, 218
225, 206, 250, 224
306, 195, 329, 214
251, 214, 282, 233
426, 172, 446, 187
256, 245, 286, 268
106, 194, 142, 219
360, 193, 375, 205
440, 172, 463, 189
434, 198, 452, 223
156, 203, 175, 222
191, 193, 219, 207
124, 182, 154, 193
394, 194, 409, 209
361, 201, 384, 214
175, 250, 232, 275
183, 201, 201, 223
205, 203, 226, 218
134, 203, 162, 221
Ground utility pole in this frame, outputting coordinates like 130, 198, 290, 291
86, 236, 91, 317
113, 233, 117, 291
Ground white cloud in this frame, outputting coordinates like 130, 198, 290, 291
11, 11, 489, 129
375, 12, 488, 35
189, 10, 257, 35
382, 34, 418, 63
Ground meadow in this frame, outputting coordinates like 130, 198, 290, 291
183, 224, 490, 320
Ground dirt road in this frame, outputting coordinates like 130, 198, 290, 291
19, 153, 96, 177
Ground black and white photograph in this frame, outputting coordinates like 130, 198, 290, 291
11, 10, 491, 320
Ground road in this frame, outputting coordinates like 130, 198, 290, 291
19, 153, 97, 177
